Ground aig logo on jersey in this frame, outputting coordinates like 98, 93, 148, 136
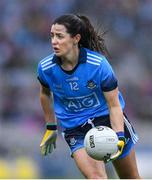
63, 92, 100, 112
86, 80, 97, 89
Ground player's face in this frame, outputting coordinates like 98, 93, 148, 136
50, 24, 78, 57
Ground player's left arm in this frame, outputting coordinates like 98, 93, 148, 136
103, 87, 124, 132
100, 58, 125, 160
103, 88, 126, 160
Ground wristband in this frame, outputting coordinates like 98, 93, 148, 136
116, 131, 126, 143
116, 131, 124, 137
46, 122, 57, 130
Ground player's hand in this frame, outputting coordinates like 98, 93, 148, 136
104, 131, 126, 163
40, 122, 57, 156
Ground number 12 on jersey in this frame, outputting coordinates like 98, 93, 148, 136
69, 82, 79, 91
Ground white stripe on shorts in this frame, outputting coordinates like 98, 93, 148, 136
124, 116, 139, 144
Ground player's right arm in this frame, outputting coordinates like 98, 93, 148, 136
39, 84, 56, 123
39, 84, 57, 156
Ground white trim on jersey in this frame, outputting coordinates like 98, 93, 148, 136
87, 52, 103, 60
42, 63, 56, 71
87, 56, 101, 63
41, 60, 53, 68
41, 55, 54, 64
86, 60, 100, 66
124, 116, 139, 144
86, 52, 103, 66
40, 55, 56, 71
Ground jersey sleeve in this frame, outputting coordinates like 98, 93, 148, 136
37, 63, 49, 88
100, 58, 118, 92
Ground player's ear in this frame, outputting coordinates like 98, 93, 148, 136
73, 34, 81, 45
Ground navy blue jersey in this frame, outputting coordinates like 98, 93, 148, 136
37, 48, 125, 129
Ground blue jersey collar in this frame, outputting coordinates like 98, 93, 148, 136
52, 47, 87, 64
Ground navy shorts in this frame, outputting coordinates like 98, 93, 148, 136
63, 114, 138, 160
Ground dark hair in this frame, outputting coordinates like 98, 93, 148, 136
52, 14, 109, 57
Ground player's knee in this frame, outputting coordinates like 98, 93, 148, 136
86, 171, 108, 179
119, 172, 140, 179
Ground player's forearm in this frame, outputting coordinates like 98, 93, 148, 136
103, 88, 124, 133
40, 92, 56, 124
109, 106, 124, 133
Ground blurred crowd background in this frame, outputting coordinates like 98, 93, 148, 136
0, 0, 152, 179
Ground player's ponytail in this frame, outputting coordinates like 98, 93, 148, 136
76, 15, 109, 56
52, 14, 109, 56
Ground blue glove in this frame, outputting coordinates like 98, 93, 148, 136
40, 122, 57, 156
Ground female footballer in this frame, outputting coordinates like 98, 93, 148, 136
37, 14, 140, 179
